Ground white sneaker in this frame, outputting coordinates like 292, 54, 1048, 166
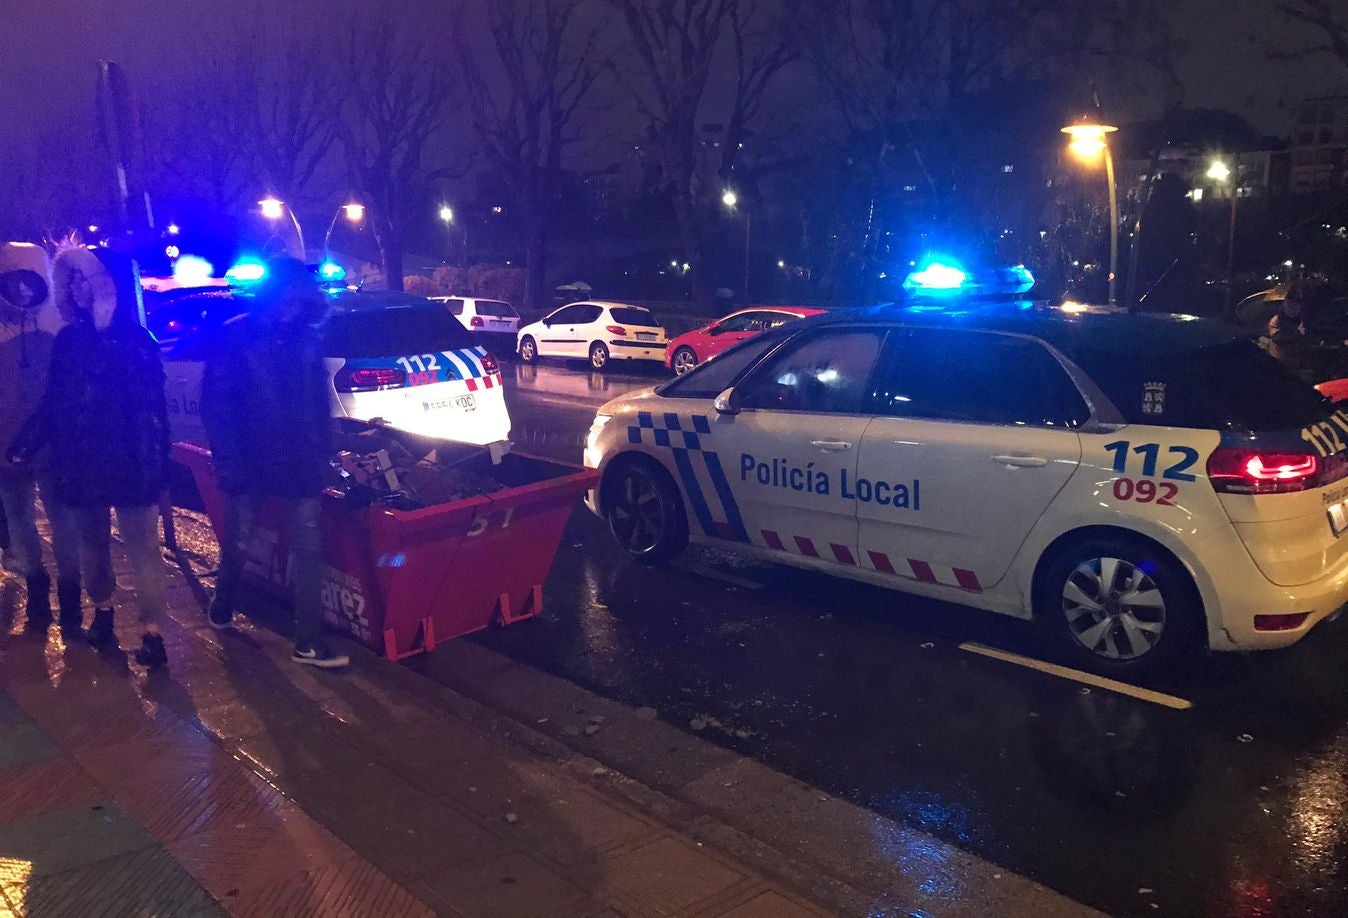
292, 640, 350, 669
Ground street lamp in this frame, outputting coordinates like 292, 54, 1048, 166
439, 205, 468, 267
722, 190, 750, 300
1061, 119, 1120, 306
259, 196, 306, 259
323, 200, 365, 259
1208, 158, 1239, 311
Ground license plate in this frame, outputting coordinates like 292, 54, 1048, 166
456, 394, 476, 412
1329, 501, 1348, 537
637, 332, 657, 341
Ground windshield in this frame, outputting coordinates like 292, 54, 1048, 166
610, 307, 660, 327
1074, 339, 1331, 431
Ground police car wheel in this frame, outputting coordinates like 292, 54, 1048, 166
519, 336, 538, 363
672, 347, 698, 375
590, 343, 610, 370
1040, 537, 1200, 673
604, 460, 688, 564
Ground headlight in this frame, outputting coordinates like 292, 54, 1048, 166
585, 414, 614, 465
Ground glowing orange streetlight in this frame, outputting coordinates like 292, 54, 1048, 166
1062, 119, 1120, 306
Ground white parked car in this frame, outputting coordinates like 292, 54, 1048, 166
162, 289, 511, 447
517, 301, 668, 371
584, 299, 1348, 675
432, 295, 521, 335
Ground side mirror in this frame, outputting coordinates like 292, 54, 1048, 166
714, 386, 740, 415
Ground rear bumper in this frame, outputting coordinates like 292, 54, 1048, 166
1203, 540, 1348, 650
608, 340, 667, 361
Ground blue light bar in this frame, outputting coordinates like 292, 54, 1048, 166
225, 260, 266, 283
318, 261, 346, 282
904, 260, 967, 293
172, 254, 215, 286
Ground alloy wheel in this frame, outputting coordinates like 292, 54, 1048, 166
673, 348, 698, 375
1062, 557, 1167, 661
609, 469, 665, 553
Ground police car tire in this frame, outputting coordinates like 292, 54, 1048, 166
590, 342, 610, 371
519, 336, 538, 363
603, 458, 689, 564
1037, 535, 1202, 675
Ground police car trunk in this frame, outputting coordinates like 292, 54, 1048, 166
1080, 337, 1348, 592
323, 301, 509, 446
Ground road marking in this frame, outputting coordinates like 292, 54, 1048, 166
957, 642, 1194, 710
672, 560, 764, 590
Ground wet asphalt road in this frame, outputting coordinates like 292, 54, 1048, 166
471, 358, 1348, 918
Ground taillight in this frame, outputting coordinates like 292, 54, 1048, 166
606, 325, 628, 336
1207, 447, 1322, 494
470, 315, 484, 328
334, 366, 406, 392
480, 352, 500, 374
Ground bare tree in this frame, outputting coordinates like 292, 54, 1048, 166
1272, 1, 1348, 70
339, 1, 454, 290
453, 0, 602, 310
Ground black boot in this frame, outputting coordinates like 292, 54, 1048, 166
87, 607, 117, 650
23, 572, 52, 631
134, 633, 167, 669
58, 579, 83, 637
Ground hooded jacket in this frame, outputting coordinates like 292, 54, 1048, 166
0, 243, 56, 479
10, 248, 170, 507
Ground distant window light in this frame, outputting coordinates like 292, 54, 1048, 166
1188, 188, 1203, 201
902, 184, 917, 192
1001, 164, 1014, 173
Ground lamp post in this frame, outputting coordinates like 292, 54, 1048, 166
1207, 159, 1239, 312
259, 196, 306, 260
1061, 120, 1120, 306
439, 205, 468, 267
323, 201, 365, 260
722, 189, 751, 302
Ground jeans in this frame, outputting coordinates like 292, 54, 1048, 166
0, 473, 81, 582
213, 495, 323, 648
76, 505, 166, 626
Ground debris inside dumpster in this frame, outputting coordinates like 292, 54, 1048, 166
329, 425, 507, 510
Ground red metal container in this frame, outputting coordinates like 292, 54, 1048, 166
172, 442, 598, 660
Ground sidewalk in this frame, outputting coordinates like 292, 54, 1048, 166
0, 524, 827, 917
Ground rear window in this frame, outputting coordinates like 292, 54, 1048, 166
610, 307, 659, 327
323, 307, 475, 358
439, 297, 465, 315
1075, 340, 1330, 431
476, 299, 517, 317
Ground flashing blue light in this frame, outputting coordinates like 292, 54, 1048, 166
172, 254, 215, 286
1008, 264, 1035, 294
318, 261, 346, 282
225, 260, 266, 283
904, 260, 967, 294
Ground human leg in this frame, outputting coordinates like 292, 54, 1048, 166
209, 493, 257, 628
37, 480, 83, 632
286, 498, 346, 669
0, 474, 52, 627
77, 506, 117, 648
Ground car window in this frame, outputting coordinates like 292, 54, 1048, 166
475, 299, 517, 317
736, 329, 885, 414
572, 304, 603, 324
610, 306, 659, 327
715, 313, 758, 333
323, 306, 475, 357
436, 297, 465, 315
1072, 339, 1329, 431
870, 328, 1090, 428
658, 330, 788, 399
546, 304, 582, 324
760, 312, 798, 330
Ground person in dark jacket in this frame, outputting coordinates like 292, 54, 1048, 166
0, 243, 82, 631
9, 247, 171, 667
201, 257, 347, 668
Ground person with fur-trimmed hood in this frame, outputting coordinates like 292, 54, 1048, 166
8, 247, 171, 667
0, 242, 82, 633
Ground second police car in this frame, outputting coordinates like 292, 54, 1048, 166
583, 283, 1348, 674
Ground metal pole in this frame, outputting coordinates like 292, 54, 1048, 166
1225, 182, 1238, 312
1105, 146, 1119, 307
323, 207, 341, 260
289, 209, 307, 261
743, 212, 752, 303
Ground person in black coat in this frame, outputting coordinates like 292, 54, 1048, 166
8, 247, 171, 667
201, 257, 347, 668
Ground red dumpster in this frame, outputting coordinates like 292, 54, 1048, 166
171, 442, 599, 660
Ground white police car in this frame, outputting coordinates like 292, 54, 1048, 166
583, 296, 1348, 674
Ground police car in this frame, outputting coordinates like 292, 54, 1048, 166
583, 288, 1348, 674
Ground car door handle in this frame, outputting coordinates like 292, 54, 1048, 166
811, 440, 853, 451
992, 454, 1048, 467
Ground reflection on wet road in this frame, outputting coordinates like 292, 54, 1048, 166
482, 359, 1348, 918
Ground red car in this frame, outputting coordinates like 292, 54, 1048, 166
666, 306, 825, 375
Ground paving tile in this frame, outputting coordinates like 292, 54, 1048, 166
709, 889, 826, 918
597, 836, 746, 917
0, 696, 59, 770
74, 730, 236, 794
2, 844, 224, 918
227, 720, 379, 781
512, 786, 652, 866
230, 853, 435, 918
114, 761, 286, 843
282, 760, 427, 823
417, 850, 588, 918
0, 758, 108, 824
0, 805, 156, 878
